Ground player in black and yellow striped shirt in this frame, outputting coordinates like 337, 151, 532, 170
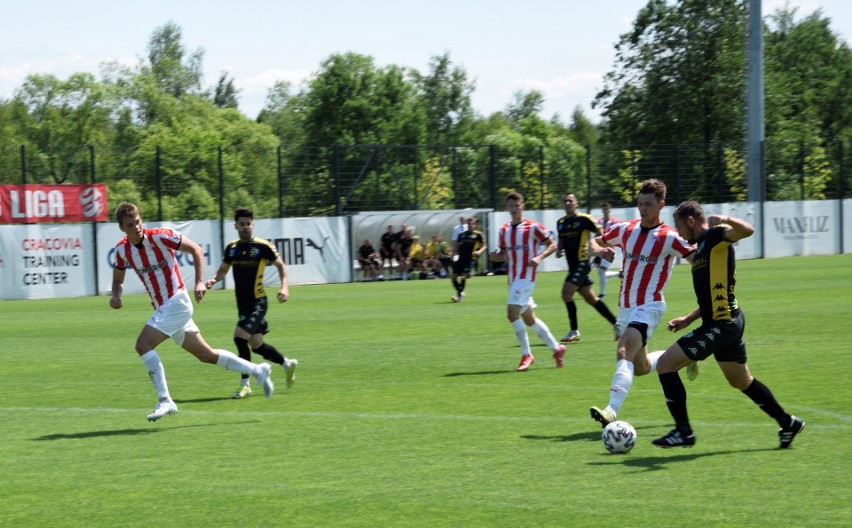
555, 193, 616, 354
207, 208, 298, 398
651, 200, 804, 449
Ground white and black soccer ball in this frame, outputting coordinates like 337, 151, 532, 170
602, 421, 637, 454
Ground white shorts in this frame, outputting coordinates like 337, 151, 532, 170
507, 279, 537, 314
146, 289, 199, 346
615, 301, 666, 341
598, 258, 614, 270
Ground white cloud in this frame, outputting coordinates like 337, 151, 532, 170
512, 73, 602, 101
0, 53, 135, 98
234, 68, 313, 95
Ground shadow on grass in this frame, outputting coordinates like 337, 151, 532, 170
173, 396, 234, 404
520, 423, 671, 444
443, 369, 515, 377
587, 447, 778, 472
522, 431, 601, 442
32, 420, 260, 441
444, 344, 557, 377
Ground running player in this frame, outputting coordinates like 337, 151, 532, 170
206, 207, 298, 398
555, 193, 617, 347
450, 217, 487, 302
588, 179, 695, 427
110, 203, 275, 421
651, 201, 804, 448
489, 192, 566, 371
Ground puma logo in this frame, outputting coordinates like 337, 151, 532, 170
307, 236, 330, 262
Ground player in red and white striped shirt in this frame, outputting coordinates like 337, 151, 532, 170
110, 202, 275, 422
587, 180, 695, 428
489, 192, 565, 372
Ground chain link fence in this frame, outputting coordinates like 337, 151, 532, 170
1, 140, 847, 221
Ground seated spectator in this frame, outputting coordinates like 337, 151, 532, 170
357, 239, 381, 281
423, 235, 446, 277
409, 235, 426, 274
395, 224, 413, 280
429, 234, 453, 277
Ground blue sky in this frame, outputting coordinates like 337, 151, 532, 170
1, 0, 849, 122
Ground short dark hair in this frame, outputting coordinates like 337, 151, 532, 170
638, 179, 666, 202
234, 207, 254, 222
601, 202, 612, 209
115, 202, 139, 225
507, 191, 524, 203
673, 200, 706, 222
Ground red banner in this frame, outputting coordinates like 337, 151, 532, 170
0, 184, 108, 223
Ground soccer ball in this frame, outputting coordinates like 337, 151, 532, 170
602, 421, 637, 454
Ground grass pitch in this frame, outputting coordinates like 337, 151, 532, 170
1, 254, 850, 527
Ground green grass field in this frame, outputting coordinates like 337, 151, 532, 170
2, 254, 850, 527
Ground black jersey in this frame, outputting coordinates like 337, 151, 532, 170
690, 225, 739, 323
358, 244, 377, 259
456, 229, 485, 259
380, 232, 396, 253
556, 213, 598, 266
223, 237, 279, 306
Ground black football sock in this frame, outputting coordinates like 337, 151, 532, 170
742, 378, 791, 427
659, 372, 691, 434
233, 337, 252, 381
252, 343, 285, 366
593, 299, 617, 324
565, 301, 578, 331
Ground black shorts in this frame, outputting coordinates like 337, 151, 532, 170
453, 256, 474, 276
564, 260, 593, 288
677, 309, 747, 364
237, 297, 270, 336
359, 258, 379, 269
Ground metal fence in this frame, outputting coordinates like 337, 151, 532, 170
0, 140, 847, 221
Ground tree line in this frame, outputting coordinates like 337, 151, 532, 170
0, 0, 849, 220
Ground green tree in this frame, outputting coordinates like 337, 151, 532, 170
143, 21, 204, 99
11, 73, 112, 183
504, 90, 546, 127
594, 0, 746, 146
413, 53, 475, 144
211, 71, 240, 109
764, 7, 851, 199
257, 81, 307, 146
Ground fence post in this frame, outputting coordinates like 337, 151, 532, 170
20, 145, 27, 184
839, 140, 846, 254
489, 145, 496, 209
631, 148, 637, 202
155, 145, 163, 221
333, 145, 341, 216
840, 140, 846, 199
674, 144, 681, 204
538, 145, 545, 207
452, 146, 458, 209
375, 146, 382, 210
412, 145, 419, 210
217, 146, 224, 221
89, 145, 100, 296
277, 146, 284, 218
585, 145, 591, 209
799, 140, 805, 201
716, 142, 724, 203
